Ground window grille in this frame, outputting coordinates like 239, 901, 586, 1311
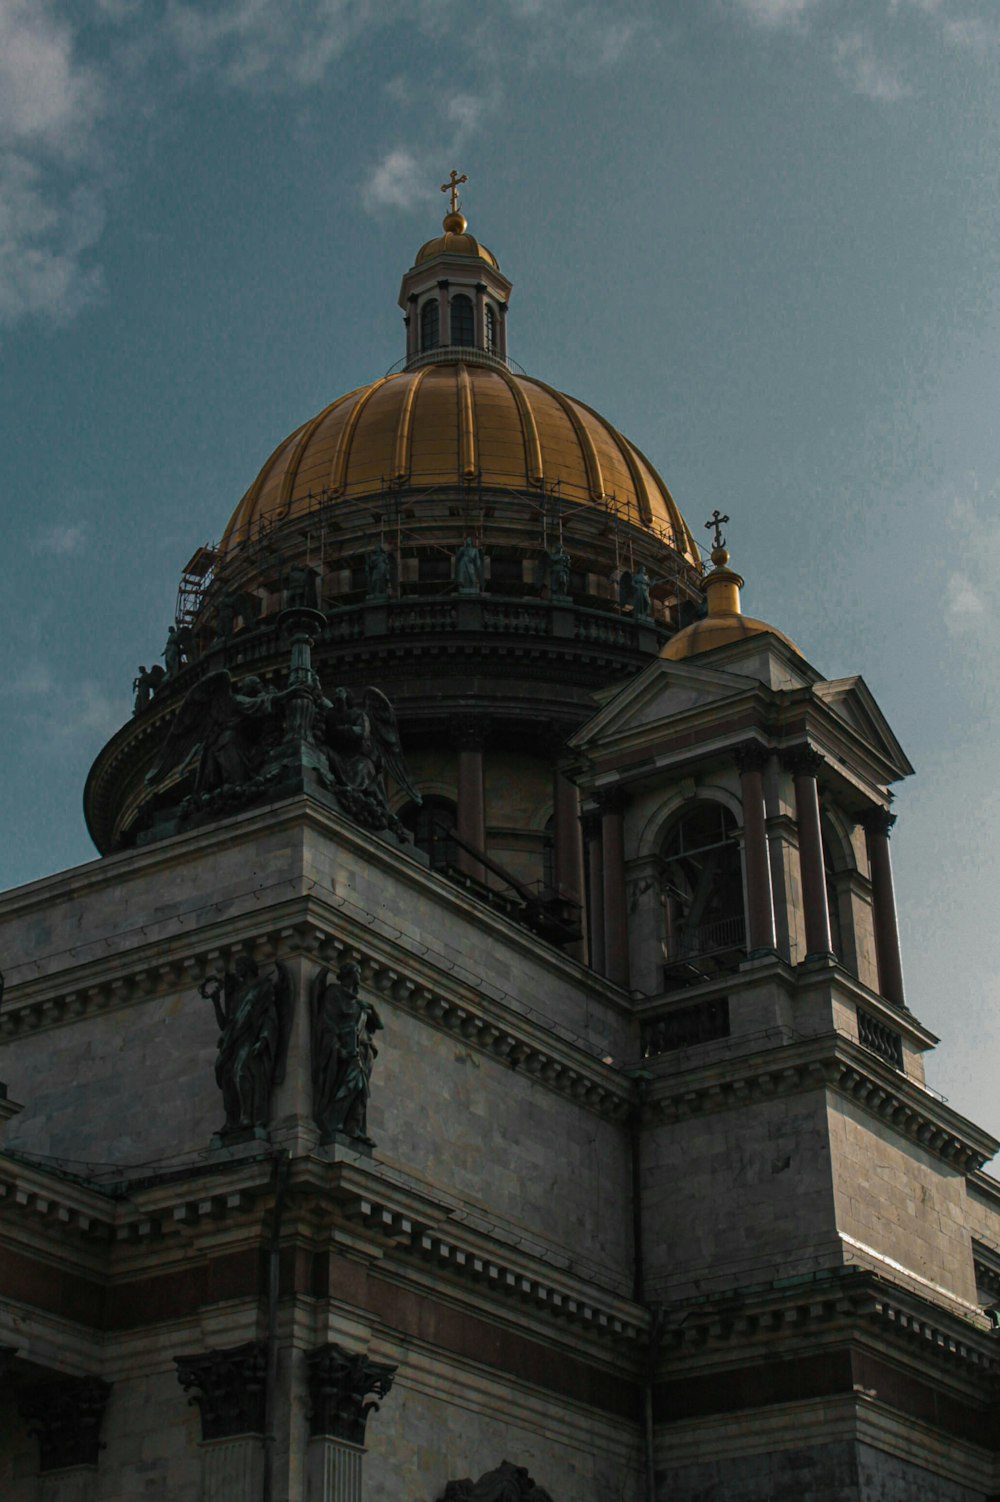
420, 299, 439, 351
451, 294, 474, 347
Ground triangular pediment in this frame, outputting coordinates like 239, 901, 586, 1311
569, 655, 756, 753
814, 676, 913, 777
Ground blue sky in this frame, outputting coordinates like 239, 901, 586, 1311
2, 0, 999, 1133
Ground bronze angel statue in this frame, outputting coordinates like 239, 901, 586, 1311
310, 961, 383, 1143
200, 956, 292, 1138
144, 670, 285, 799
319, 685, 421, 831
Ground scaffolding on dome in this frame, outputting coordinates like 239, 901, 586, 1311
175, 546, 219, 628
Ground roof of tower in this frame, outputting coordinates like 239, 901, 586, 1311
219, 361, 699, 560
661, 541, 801, 660
414, 212, 499, 268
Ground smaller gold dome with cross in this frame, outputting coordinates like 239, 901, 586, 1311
415, 168, 500, 267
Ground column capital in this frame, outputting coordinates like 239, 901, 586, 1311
862, 805, 897, 838
783, 744, 824, 779
306, 1344, 397, 1445
174, 1341, 267, 1440
733, 739, 770, 774
437, 278, 450, 290
596, 785, 626, 815
17, 1375, 112, 1472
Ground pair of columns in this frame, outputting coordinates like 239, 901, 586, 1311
452, 727, 588, 948
175, 1339, 396, 1502
736, 741, 904, 1006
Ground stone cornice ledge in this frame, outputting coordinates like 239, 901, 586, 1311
645, 1033, 998, 1173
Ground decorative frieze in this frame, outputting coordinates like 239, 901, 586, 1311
16, 1375, 111, 1472
306, 1343, 397, 1445
174, 1341, 267, 1439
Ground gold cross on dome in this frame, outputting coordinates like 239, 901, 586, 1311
441, 169, 468, 214
705, 510, 730, 549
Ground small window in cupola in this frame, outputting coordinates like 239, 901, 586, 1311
420, 298, 440, 351
484, 303, 497, 354
451, 293, 474, 347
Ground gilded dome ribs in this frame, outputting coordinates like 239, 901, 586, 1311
457, 364, 477, 480
329, 377, 391, 496
497, 366, 544, 487
393, 366, 429, 482
523, 376, 605, 501
276, 394, 352, 518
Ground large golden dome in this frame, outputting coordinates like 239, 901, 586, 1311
221, 360, 697, 559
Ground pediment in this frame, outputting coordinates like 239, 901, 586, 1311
814, 676, 913, 776
569, 655, 755, 752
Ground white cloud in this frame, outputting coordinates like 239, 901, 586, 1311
833, 31, 910, 100
941, 15, 1000, 54
166, 0, 379, 90
730, 0, 820, 29
367, 149, 426, 212
943, 483, 1000, 636
29, 521, 88, 557
0, 2, 105, 328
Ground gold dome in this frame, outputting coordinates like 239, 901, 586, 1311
414, 229, 499, 268
221, 360, 698, 559
661, 553, 801, 660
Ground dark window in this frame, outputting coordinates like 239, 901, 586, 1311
484, 304, 497, 354
451, 294, 474, 347
660, 802, 745, 975
420, 299, 439, 352
399, 796, 457, 871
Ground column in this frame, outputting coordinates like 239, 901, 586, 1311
786, 747, 833, 960
174, 1342, 266, 1501
455, 720, 487, 882
497, 301, 508, 357
17, 1376, 112, 1502
305, 1344, 397, 1502
437, 280, 451, 346
734, 741, 777, 954
583, 810, 605, 975
599, 788, 629, 988
475, 282, 487, 350
553, 768, 587, 960
405, 294, 418, 360
863, 808, 906, 1008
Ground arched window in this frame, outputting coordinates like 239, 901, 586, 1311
484, 303, 497, 355
420, 299, 439, 352
399, 796, 456, 871
451, 294, 474, 347
660, 802, 745, 981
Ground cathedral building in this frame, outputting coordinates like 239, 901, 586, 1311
1, 185, 999, 1502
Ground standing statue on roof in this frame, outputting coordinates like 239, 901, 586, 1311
132, 664, 165, 714
544, 542, 571, 601
200, 956, 292, 1138
365, 543, 393, 600
311, 961, 383, 1143
320, 685, 421, 832
455, 538, 484, 594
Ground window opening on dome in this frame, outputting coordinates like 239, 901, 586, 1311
399, 796, 457, 871
451, 294, 474, 347
420, 299, 439, 352
659, 801, 746, 990
484, 304, 497, 355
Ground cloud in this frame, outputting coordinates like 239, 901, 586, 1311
941, 15, 1000, 54
833, 31, 910, 100
29, 521, 88, 557
943, 483, 1000, 637
166, 0, 380, 90
367, 149, 427, 212
729, 0, 820, 29
0, 2, 105, 329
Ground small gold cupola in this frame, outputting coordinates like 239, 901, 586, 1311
398, 171, 513, 369
661, 510, 802, 660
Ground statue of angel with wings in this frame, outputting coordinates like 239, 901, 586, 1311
320, 685, 421, 829
144, 670, 285, 798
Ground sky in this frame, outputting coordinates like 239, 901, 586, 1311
1, 0, 999, 1134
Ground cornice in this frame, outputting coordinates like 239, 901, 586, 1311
644, 1033, 997, 1172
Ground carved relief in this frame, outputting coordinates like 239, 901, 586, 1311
305, 1344, 397, 1445
174, 1342, 267, 1440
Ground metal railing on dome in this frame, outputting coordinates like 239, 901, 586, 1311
384, 346, 527, 377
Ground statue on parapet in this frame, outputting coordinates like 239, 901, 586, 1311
311, 962, 383, 1143
200, 956, 292, 1138
133, 664, 165, 715
320, 685, 421, 833
144, 670, 286, 800
544, 542, 571, 601
455, 537, 484, 594
162, 623, 193, 678
365, 543, 394, 600
618, 564, 658, 620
